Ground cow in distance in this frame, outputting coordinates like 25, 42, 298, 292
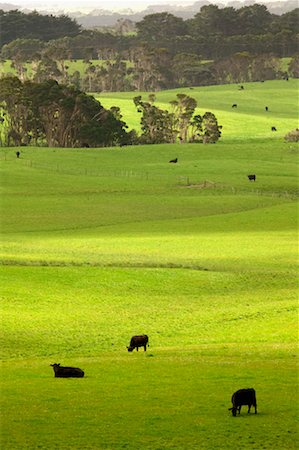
229, 388, 257, 416
247, 174, 256, 182
232, 104, 237, 108
169, 158, 178, 163
127, 335, 149, 352
50, 363, 84, 378
271, 126, 277, 131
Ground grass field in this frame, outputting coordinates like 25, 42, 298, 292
1, 81, 298, 449
97, 79, 299, 138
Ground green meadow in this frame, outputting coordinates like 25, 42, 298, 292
97, 79, 299, 138
1, 80, 298, 449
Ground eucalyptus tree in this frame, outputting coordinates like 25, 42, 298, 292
1, 39, 45, 81
134, 93, 221, 145
133, 95, 177, 144
170, 94, 197, 143
0, 77, 35, 145
0, 77, 133, 147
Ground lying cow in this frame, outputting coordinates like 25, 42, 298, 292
247, 174, 256, 181
229, 388, 257, 416
169, 158, 178, 163
127, 335, 149, 352
50, 363, 84, 378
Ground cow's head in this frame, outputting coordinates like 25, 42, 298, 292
228, 407, 237, 416
127, 346, 134, 352
50, 363, 60, 367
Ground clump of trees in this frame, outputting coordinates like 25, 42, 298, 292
134, 93, 222, 144
0, 77, 221, 147
0, 10, 81, 46
0, 77, 134, 147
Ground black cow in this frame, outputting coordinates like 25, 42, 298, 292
271, 126, 277, 131
247, 174, 256, 182
169, 158, 178, 163
127, 335, 149, 352
16, 151, 20, 158
229, 388, 257, 416
239, 85, 244, 90
232, 104, 237, 108
265, 106, 268, 111
50, 363, 84, 378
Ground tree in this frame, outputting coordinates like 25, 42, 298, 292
288, 56, 299, 78
201, 112, 222, 143
134, 94, 221, 145
133, 95, 177, 144
131, 46, 174, 91
0, 10, 80, 46
170, 94, 197, 143
136, 12, 187, 49
0, 76, 38, 145
188, 5, 239, 37
237, 4, 273, 35
32, 57, 62, 83
0, 77, 133, 147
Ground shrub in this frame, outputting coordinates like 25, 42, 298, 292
284, 128, 299, 142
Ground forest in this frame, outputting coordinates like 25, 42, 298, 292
0, 5, 298, 92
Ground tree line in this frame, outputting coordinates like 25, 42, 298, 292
0, 77, 221, 147
0, 5, 298, 91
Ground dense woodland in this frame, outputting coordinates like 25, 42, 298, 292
0, 4, 298, 147
0, 5, 298, 92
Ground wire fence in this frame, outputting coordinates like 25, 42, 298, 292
2, 156, 298, 199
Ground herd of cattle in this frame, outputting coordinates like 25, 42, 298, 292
50, 334, 257, 417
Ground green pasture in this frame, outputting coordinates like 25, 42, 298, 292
97, 79, 299, 138
1, 130, 298, 449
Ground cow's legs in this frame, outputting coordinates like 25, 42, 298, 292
144, 345, 147, 351
136, 347, 138, 351
248, 405, 251, 413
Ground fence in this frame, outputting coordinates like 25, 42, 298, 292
1, 156, 298, 200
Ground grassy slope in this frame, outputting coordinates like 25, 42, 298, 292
0, 82, 298, 449
97, 79, 299, 138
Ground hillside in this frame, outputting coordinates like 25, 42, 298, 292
0, 80, 298, 449
97, 79, 299, 138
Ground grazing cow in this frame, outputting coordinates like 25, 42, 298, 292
50, 363, 84, 378
232, 104, 237, 108
271, 126, 277, 131
265, 106, 268, 111
169, 158, 178, 163
247, 174, 256, 182
16, 151, 20, 158
127, 335, 149, 352
239, 85, 244, 90
229, 388, 257, 416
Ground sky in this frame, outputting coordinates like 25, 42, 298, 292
7, 0, 282, 12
